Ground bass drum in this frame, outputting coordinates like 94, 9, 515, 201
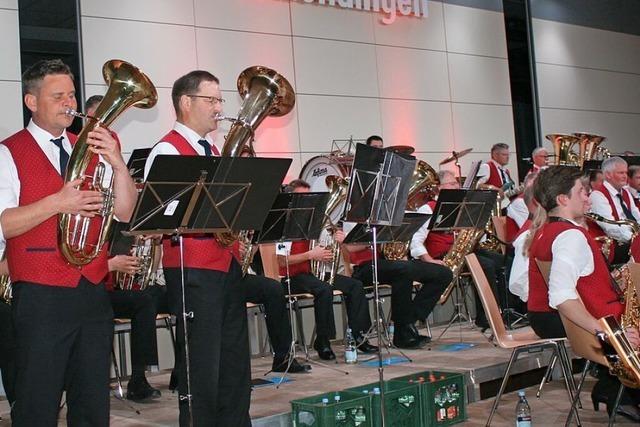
300, 155, 352, 223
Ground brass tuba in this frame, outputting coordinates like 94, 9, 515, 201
115, 236, 161, 291
573, 132, 607, 168
545, 134, 580, 166
382, 160, 439, 261
59, 60, 157, 265
214, 66, 295, 246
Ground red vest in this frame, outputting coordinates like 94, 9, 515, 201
348, 246, 373, 267
424, 200, 454, 259
278, 241, 311, 277
157, 130, 232, 272
2, 129, 108, 287
485, 161, 511, 188
528, 220, 623, 321
631, 236, 640, 262
592, 183, 634, 221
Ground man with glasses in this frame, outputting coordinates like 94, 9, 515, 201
144, 70, 249, 427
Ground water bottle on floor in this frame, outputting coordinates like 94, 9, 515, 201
516, 390, 532, 427
344, 328, 358, 364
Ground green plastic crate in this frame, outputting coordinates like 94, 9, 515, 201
391, 370, 466, 426
344, 381, 422, 427
291, 390, 373, 427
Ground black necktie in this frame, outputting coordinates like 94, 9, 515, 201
197, 139, 212, 157
499, 167, 509, 185
616, 193, 634, 220
51, 137, 69, 176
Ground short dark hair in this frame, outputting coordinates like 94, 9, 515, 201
628, 165, 640, 179
491, 143, 509, 153
366, 135, 383, 146
589, 169, 603, 183
171, 70, 220, 116
534, 166, 582, 212
286, 179, 311, 192
22, 59, 74, 95
85, 94, 103, 112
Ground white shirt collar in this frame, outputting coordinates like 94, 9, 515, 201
26, 119, 71, 149
490, 159, 506, 170
603, 180, 621, 197
173, 122, 218, 154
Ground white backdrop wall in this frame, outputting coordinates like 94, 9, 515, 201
78, 0, 517, 181
533, 18, 640, 154
0, 0, 23, 139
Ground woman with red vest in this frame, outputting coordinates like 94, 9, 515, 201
276, 180, 377, 360
0, 59, 138, 425
144, 70, 250, 427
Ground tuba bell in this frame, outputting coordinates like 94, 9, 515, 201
545, 134, 580, 166
573, 132, 607, 168
59, 60, 157, 265
214, 66, 295, 246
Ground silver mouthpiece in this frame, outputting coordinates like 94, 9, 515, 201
65, 108, 86, 119
214, 114, 236, 123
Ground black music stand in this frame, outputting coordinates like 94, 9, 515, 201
256, 191, 350, 384
343, 143, 415, 427
126, 148, 152, 180
429, 189, 497, 340
128, 155, 290, 426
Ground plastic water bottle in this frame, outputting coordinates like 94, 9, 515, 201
388, 321, 395, 338
321, 397, 329, 406
516, 390, 532, 427
344, 328, 358, 364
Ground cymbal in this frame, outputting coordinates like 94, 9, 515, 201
439, 148, 473, 165
385, 145, 415, 155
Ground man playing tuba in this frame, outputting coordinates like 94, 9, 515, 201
0, 59, 137, 425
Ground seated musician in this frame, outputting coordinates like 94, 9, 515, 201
528, 147, 548, 175
0, 241, 16, 410
506, 172, 538, 244
107, 232, 163, 401
277, 180, 377, 360
508, 184, 539, 303
476, 143, 513, 194
526, 165, 640, 417
365, 134, 384, 148
409, 170, 503, 331
628, 165, 640, 209
588, 157, 640, 264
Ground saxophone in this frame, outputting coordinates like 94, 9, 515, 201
239, 230, 255, 276
585, 212, 640, 257
438, 227, 486, 304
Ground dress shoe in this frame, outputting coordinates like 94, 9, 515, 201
408, 324, 432, 345
272, 356, 311, 373
356, 338, 379, 354
126, 377, 161, 402
393, 324, 426, 349
616, 405, 640, 422
313, 337, 336, 360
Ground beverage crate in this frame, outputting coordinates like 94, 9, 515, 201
390, 370, 466, 426
291, 391, 373, 427
344, 380, 421, 427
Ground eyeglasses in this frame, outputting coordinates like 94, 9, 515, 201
187, 94, 226, 105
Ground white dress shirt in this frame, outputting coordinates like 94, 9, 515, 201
0, 120, 113, 238
143, 122, 219, 180
509, 229, 530, 302
476, 159, 512, 186
506, 197, 529, 228
410, 204, 434, 258
547, 221, 595, 309
589, 180, 640, 243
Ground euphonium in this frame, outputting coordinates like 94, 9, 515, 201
214, 65, 295, 246
115, 236, 161, 291
59, 60, 157, 265
545, 134, 580, 166
573, 132, 607, 168
382, 160, 439, 261
0, 252, 11, 304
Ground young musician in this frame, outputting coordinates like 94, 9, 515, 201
144, 70, 250, 426
0, 59, 137, 425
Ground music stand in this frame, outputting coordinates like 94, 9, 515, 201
343, 143, 415, 427
429, 189, 497, 340
128, 155, 290, 426
256, 191, 349, 384
126, 148, 152, 180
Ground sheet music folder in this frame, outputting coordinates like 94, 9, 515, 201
256, 192, 330, 244
429, 189, 497, 231
343, 212, 430, 245
127, 155, 291, 235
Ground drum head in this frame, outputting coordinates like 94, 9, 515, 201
299, 155, 351, 192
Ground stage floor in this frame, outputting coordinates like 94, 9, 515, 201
0, 323, 631, 426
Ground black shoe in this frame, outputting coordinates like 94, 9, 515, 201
616, 405, 640, 422
126, 377, 161, 402
313, 337, 336, 360
272, 356, 311, 373
393, 324, 426, 349
408, 324, 431, 345
357, 339, 379, 354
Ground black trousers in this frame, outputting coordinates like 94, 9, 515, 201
11, 279, 113, 427
407, 260, 452, 322
164, 260, 251, 427
528, 311, 566, 339
110, 287, 159, 371
0, 300, 16, 406
244, 274, 292, 358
